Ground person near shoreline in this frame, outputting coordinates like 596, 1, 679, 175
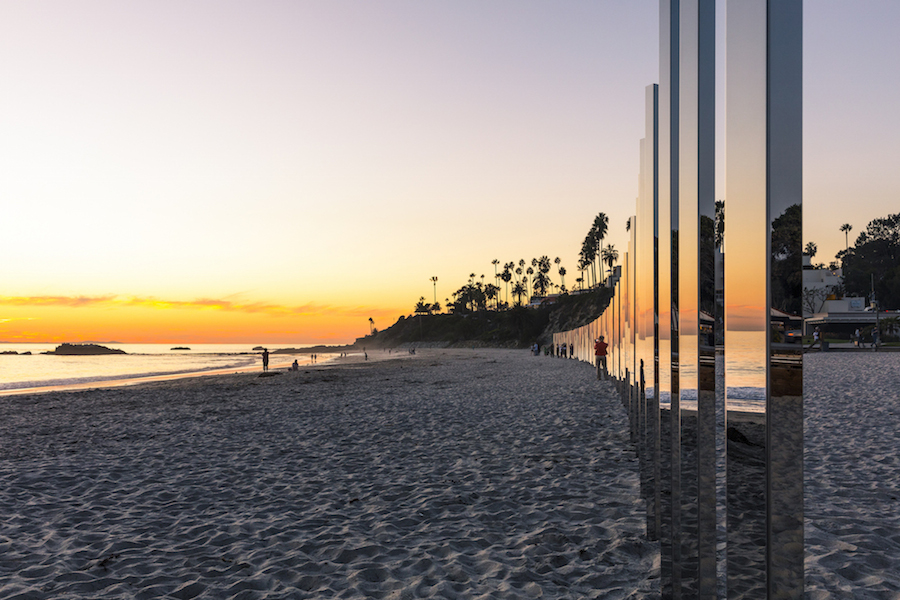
262, 348, 269, 372
594, 336, 608, 380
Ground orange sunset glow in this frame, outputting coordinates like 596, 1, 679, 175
1, 2, 899, 345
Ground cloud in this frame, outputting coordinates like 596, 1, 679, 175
0, 295, 116, 307
0, 295, 400, 320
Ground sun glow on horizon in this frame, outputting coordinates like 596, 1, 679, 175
0, 295, 403, 345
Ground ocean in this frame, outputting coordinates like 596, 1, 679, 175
0, 343, 331, 393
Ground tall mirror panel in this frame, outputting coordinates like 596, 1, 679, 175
676, 0, 716, 597
659, 1, 678, 594
725, 0, 770, 597
766, 1, 804, 598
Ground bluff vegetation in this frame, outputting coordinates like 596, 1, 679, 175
356, 289, 613, 349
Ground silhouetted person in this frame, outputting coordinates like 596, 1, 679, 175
262, 348, 269, 372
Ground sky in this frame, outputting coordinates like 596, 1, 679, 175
1, 1, 898, 345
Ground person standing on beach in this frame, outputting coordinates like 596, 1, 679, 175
262, 348, 269, 372
594, 336, 608, 380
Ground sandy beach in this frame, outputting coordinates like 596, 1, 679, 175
0, 349, 655, 599
3, 348, 899, 599
804, 352, 900, 598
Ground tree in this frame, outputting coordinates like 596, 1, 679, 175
593, 212, 609, 283
881, 316, 900, 339
558, 266, 567, 290
802, 287, 828, 316
484, 283, 499, 309
414, 297, 432, 315
700, 214, 717, 314
580, 239, 596, 288
804, 241, 817, 260
840, 223, 853, 254
511, 281, 526, 306
501, 265, 513, 306
369, 317, 375, 334
601, 245, 619, 283
715, 200, 725, 249
771, 204, 803, 315
533, 270, 551, 297
842, 213, 900, 309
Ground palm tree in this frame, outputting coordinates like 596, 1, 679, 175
593, 212, 609, 283
526, 266, 534, 300
580, 239, 596, 287
512, 281, 526, 306
804, 242, 817, 260
558, 266, 566, 290
368, 317, 375, 334
840, 223, 852, 254
533, 270, 551, 297
430, 276, 438, 305
501, 266, 513, 306
491, 259, 499, 304
602, 245, 619, 283
484, 283, 499, 310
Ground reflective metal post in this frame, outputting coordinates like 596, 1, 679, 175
725, 1, 803, 597
659, 1, 679, 594
676, 0, 717, 597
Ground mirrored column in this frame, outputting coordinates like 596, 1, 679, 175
725, 1, 803, 598
638, 83, 660, 541
660, 1, 679, 594
766, 2, 804, 598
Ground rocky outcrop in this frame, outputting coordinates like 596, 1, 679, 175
45, 343, 126, 355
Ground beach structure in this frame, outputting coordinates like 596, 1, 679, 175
554, 1, 803, 597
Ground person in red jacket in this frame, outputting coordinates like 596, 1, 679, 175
594, 336, 608, 380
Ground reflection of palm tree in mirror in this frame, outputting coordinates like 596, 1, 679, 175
715, 199, 725, 249
700, 215, 717, 314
